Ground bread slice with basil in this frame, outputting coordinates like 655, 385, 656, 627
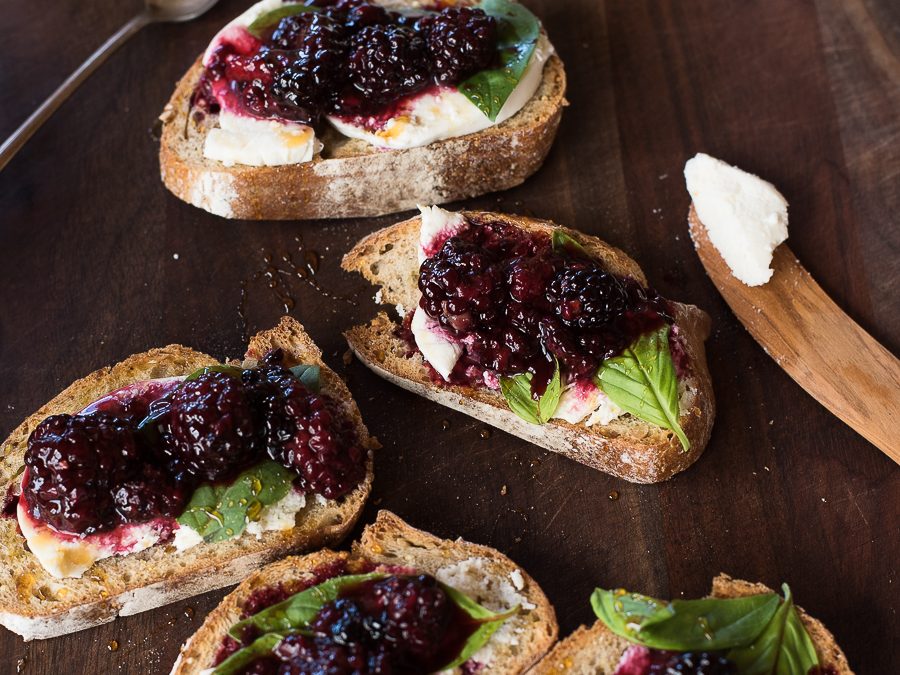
341, 210, 715, 483
0, 317, 376, 640
532, 574, 853, 674
158, 0, 566, 220
170, 510, 557, 674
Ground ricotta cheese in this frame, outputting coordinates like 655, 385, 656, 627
684, 153, 789, 286
204, 111, 321, 168
327, 35, 554, 150
17, 502, 165, 580
245, 489, 306, 537
552, 379, 624, 426
410, 306, 462, 380
418, 204, 467, 262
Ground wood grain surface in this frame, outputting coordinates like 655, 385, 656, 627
0, 0, 898, 673
689, 208, 900, 464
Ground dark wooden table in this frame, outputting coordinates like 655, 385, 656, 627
1, 1, 898, 673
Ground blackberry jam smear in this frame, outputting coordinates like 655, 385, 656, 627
233, 574, 480, 674
414, 215, 673, 396
20, 349, 365, 537
193, 0, 499, 125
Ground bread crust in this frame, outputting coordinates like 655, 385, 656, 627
171, 510, 558, 674
530, 574, 854, 674
341, 211, 715, 483
0, 317, 376, 640
159, 48, 566, 220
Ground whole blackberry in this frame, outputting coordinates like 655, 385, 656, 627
273, 392, 367, 499
23, 414, 140, 534
346, 24, 429, 105
426, 7, 497, 84
311, 597, 385, 646
112, 465, 187, 523
546, 267, 629, 330
243, 350, 366, 499
371, 575, 451, 657
270, 13, 350, 120
163, 371, 257, 482
648, 651, 738, 674
418, 237, 504, 334
271, 633, 373, 673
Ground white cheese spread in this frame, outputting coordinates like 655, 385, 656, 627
204, 111, 321, 167
17, 502, 166, 580
418, 204, 467, 262
410, 306, 462, 380
327, 35, 553, 150
552, 379, 624, 426
684, 153, 789, 286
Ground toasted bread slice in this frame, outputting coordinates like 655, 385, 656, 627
341, 211, 715, 483
171, 510, 558, 674
0, 317, 376, 640
158, 0, 567, 220
531, 574, 853, 674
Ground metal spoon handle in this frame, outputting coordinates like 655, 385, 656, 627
0, 10, 152, 173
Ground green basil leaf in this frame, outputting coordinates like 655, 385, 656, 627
228, 573, 387, 640
500, 373, 541, 424
538, 362, 562, 422
212, 632, 283, 675
439, 583, 519, 670
458, 0, 541, 121
551, 229, 590, 258
728, 585, 820, 675
290, 364, 321, 393
247, 3, 317, 37
183, 364, 243, 382
595, 325, 690, 451
177, 460, 295, 543
590, 588, 780, 651
499, 360, 561, 425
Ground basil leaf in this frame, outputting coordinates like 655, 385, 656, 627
595, 325, 690, 451
183, 364, 243, 382
212, 633, 283, 675
247, 3, 317, 36
551, 229, 590, 258
591, 588, 780, 651
458, 0, 541, 121
728, 585, 820, 675
499, 361, 561, 425
439, 583, 519, 670
177, 460, 295, 543
290, 364, 321, 393
500, 373, 541, 424
228, 573, 386, 640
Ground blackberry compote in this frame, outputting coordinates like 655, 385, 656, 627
193, 1, 501, 125
19, 349, 366, 537
415, 216, 672, 396
645, 650, 737, 675
239, 574, 480, 674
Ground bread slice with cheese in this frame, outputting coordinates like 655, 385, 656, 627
158, 0, 566, 220
0, 317, 376, 640
342, 211, 715, 483
171, 510, 557, 674
531, 574, 854, 674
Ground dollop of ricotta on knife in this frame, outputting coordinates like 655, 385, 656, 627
684, 152, 789, 286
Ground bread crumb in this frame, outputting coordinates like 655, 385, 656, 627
500, 485, 507, 496
173, 253, 180, 260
